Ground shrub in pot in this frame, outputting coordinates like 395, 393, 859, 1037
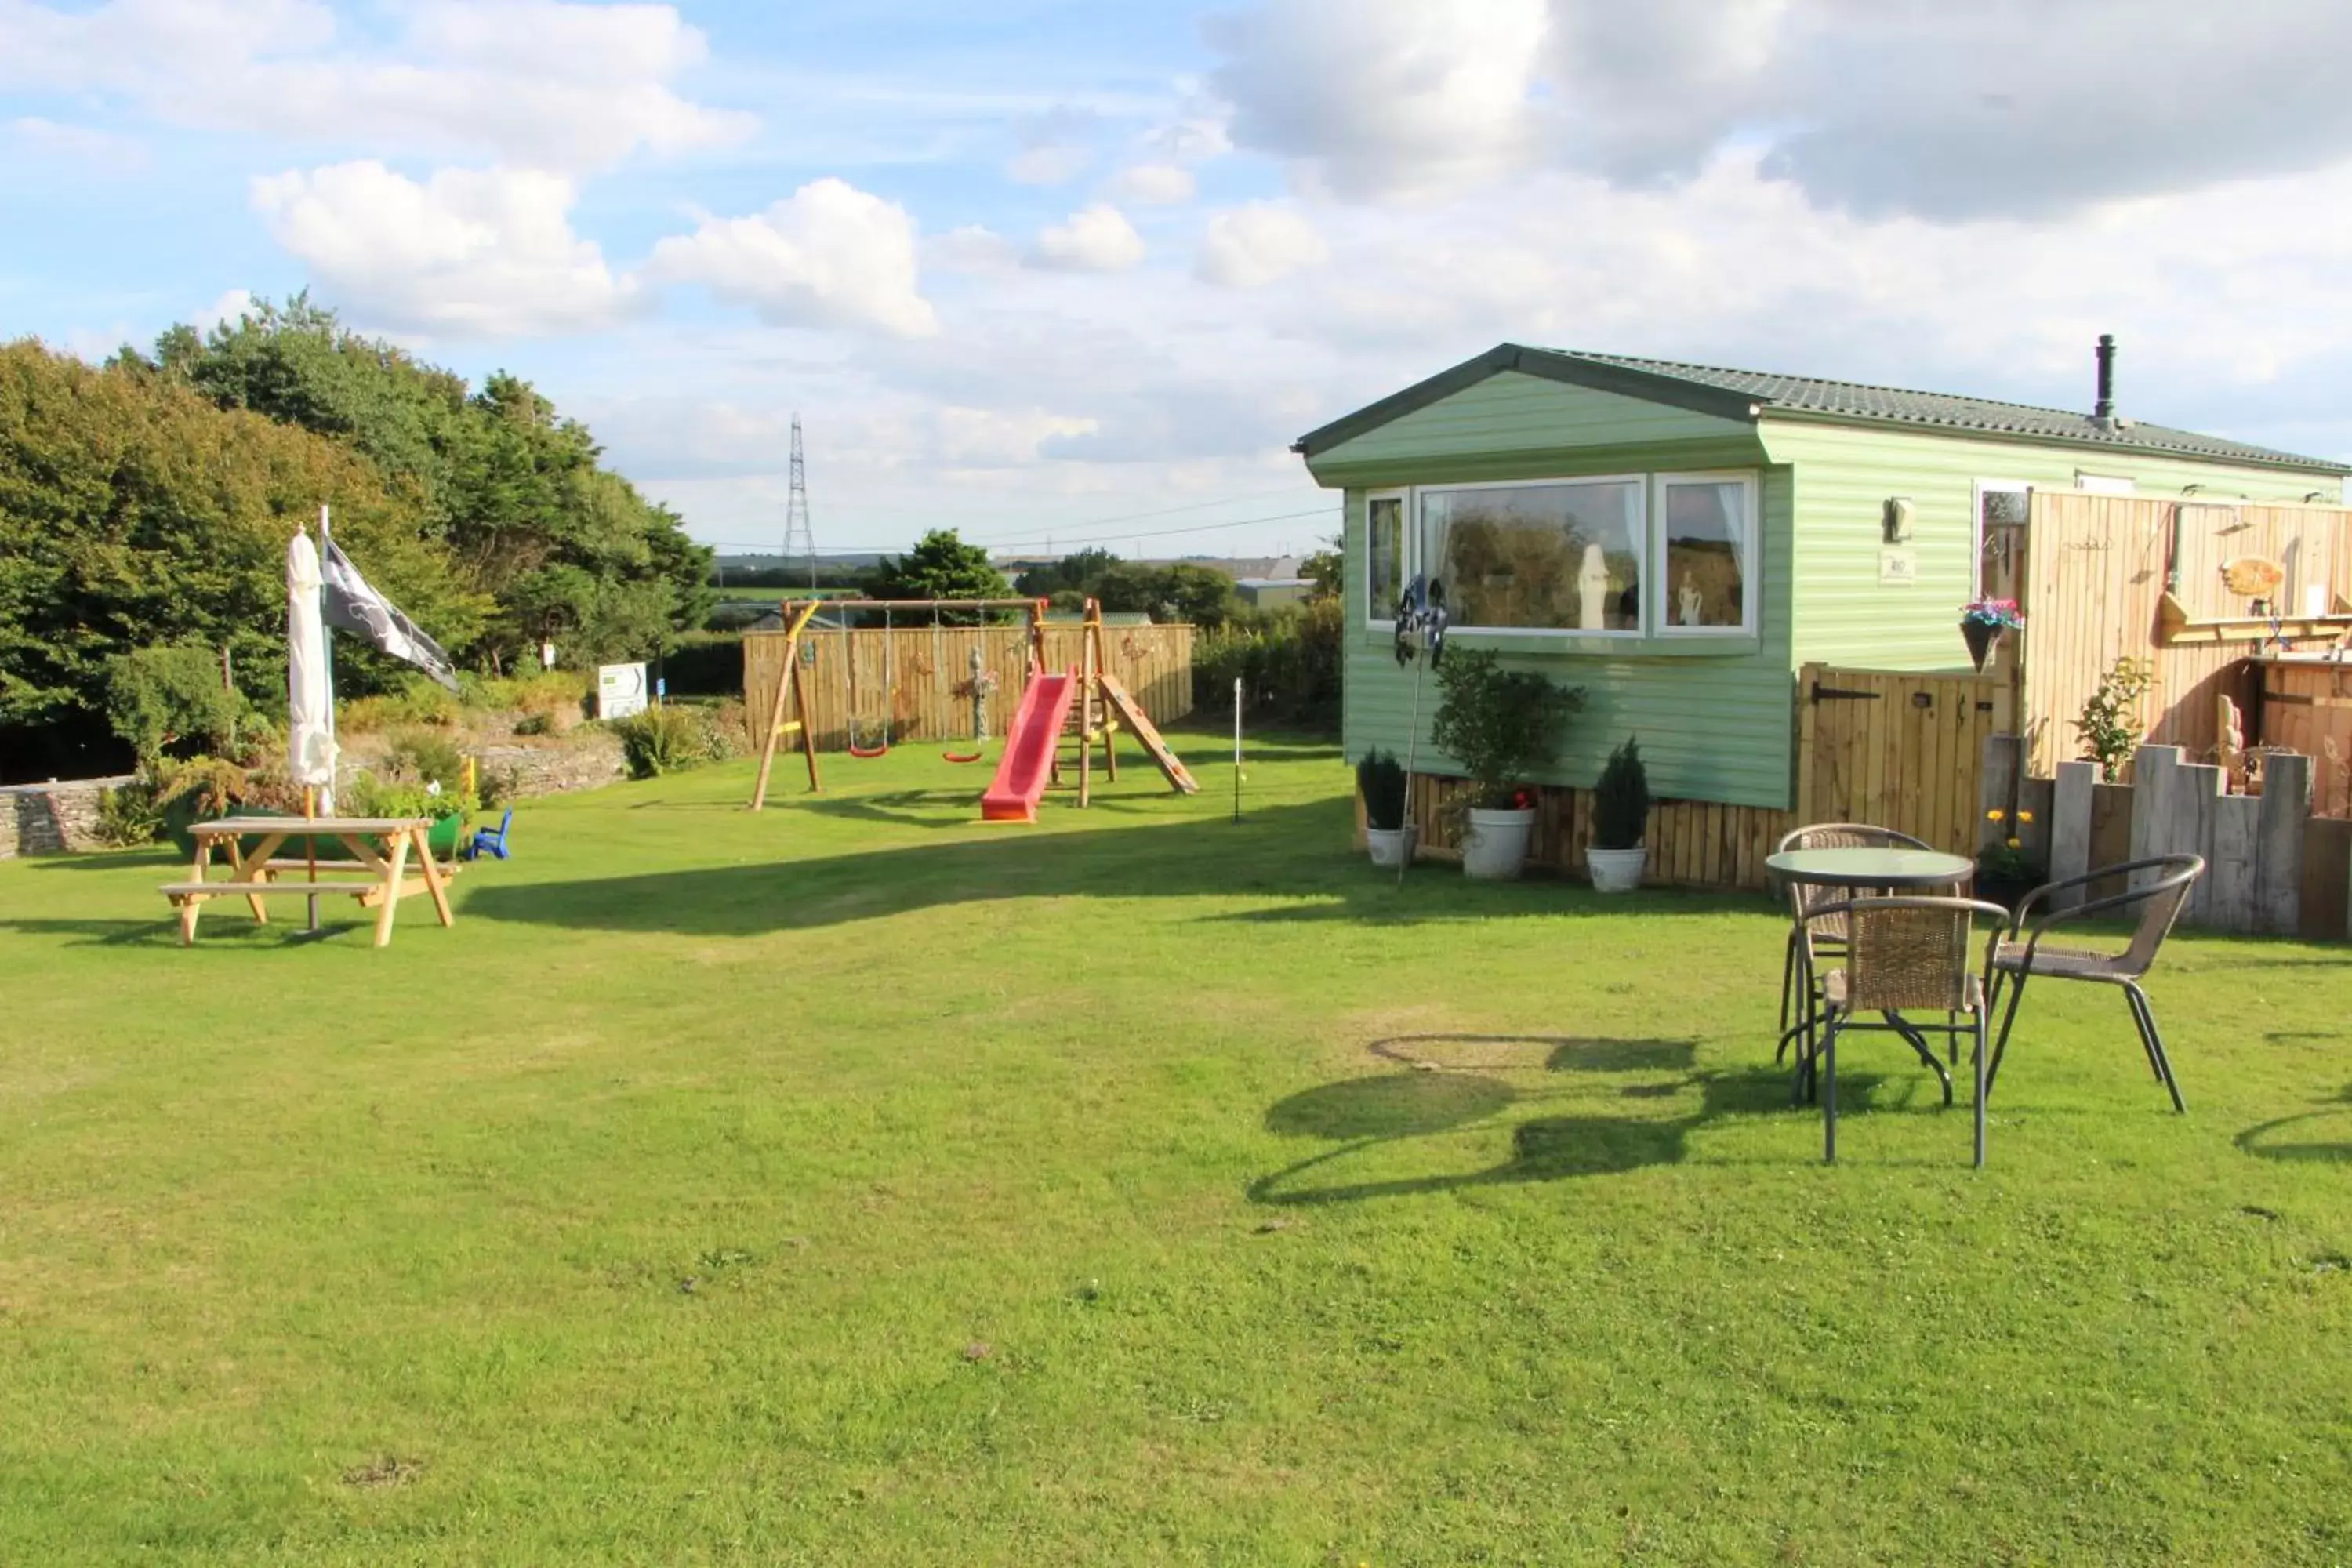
1357, 748, 1414, 869
1587, 737, 1650, 892
1428, 648, 1584, 880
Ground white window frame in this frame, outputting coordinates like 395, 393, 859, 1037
1363, 488, 1406, 628
1651, 470, 1760, 637
1973, 478, 2032, 598
1412, 473, 1649, 639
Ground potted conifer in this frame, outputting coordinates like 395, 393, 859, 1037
1586, 736, 1650, 892
1428, 648, 1583, 880
1358, 748, 1415, 869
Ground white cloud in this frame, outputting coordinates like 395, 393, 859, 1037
1204, 0, 1548, 199
1008, 143, 1094, 186
1028, 205, 1146, 272
202, 289, 256, 332
648, 178, 938, 339
1196, 202, 1328, 288
1005, 103, 1100, 186
250, 162, 637, 336
934, 405, 1102, 466
0, 0, 750, 172
1203, 0, 2352, 221
1107, 163, 1196, 205
926, 225, 1019, 274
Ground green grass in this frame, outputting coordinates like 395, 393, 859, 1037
2, 732, 2347, 1564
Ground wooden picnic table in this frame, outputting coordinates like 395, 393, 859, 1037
160, 816, 456, 948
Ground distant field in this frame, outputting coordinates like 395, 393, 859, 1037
710, 586, 857, 601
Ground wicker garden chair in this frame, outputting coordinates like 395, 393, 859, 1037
1985, 855, 2205, 1114
1797, 895, 2011, 1167
1773, 823, 1944, 1065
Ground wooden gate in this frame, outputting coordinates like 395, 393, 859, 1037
1795, 664, 2018, 856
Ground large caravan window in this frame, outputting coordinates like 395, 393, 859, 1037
1417, 477, 1646, 634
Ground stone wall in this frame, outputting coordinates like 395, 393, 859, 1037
473, 732, 627, 800
0, 728, 626, 860
0, 775, 132, 858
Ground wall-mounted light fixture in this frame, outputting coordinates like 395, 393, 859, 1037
1882, 497, 1915, 544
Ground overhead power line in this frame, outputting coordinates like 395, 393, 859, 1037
702, 502, 1339, 561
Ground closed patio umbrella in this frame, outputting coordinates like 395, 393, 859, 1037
289, 525, 336, 931
288, 528, 337, 799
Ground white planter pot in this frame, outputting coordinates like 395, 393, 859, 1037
1461, 807, 1537, 880
1366, 824, 1417, 869
1587, 845, 1647, 892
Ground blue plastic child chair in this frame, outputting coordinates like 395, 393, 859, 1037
466, 808, 515, 862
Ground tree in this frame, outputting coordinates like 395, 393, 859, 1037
1013, 546, 1118, 598
870, 530, 1011, 602
1301, 537, 1343, 601
154, 298, 712, 673
1092, 561, 1240, 628
0, 338, 479, 749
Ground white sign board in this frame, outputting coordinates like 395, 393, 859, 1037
597, 662, 648, 720
1878, 547, 1918, 586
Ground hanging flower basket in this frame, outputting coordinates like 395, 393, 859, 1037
1959, 598, 2023, 672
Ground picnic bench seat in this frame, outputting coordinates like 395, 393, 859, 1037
163, 815, 456, 947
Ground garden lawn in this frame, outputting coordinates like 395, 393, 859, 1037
1, 731, 2347, 1565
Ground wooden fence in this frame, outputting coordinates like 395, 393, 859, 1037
1795, 663, 2017, 857
1377, 773, 1791, 891
742, 622, 1195, 752
1983, 737, 2350, 939
2018, 493, 2352, 774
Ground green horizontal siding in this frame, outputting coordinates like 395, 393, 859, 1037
1308, 370, 1755, 479
1763, 419, 2339, 670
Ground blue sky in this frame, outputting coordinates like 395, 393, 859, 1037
7, 0, 2352, 559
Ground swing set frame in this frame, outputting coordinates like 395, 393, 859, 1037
750, 597, 1049, 810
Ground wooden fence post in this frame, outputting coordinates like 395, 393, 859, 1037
2207, 793, 2260, 932
1977, 733, 2022, 858
2178, 760, 2224, 926
2257, 752, 2310, 936
2048, 760, 2096, 909
1794, 664, 1820, 828
2129, 746, 2183, 891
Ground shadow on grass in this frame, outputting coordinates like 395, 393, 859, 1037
450, 800, 1769, 937
1248, 1035, 1835, 1204
2236, 1084, 2352, 1164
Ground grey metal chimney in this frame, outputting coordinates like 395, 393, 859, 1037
2093, 333, 2116, 422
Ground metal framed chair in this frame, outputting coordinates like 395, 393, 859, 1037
1985, 855, 2204, 1113
1773, 823, 1938, 1065
1798, 895, 2011, 1167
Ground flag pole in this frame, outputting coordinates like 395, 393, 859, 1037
310, 504, 336, 931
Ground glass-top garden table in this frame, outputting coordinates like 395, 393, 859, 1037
1765, 847, 1977, 890
1766, 845, 1977, 1095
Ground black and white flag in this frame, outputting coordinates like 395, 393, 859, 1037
321, 539, 460, 691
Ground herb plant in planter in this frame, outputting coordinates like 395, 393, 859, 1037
1428, 648, 1584, 880
1587, 736, 1650, 892
1356, 748, 1414, 869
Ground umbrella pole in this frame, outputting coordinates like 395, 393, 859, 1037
304, 785, 320, 933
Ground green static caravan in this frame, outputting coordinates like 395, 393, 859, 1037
1295, 343, 2350, 814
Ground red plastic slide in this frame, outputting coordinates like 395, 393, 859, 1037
980, 673, 1076, 822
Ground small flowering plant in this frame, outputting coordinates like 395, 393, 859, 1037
1961, 597, 2024, 630
1979, 806, 2042, 884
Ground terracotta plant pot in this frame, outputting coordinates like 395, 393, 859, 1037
1461, 807, 1536, 880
